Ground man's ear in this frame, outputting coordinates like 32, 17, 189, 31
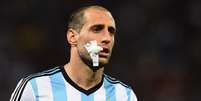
66, 29, 79, 46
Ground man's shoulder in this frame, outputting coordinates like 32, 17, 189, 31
10, 66, 62, 101
103, 74, 132, 89
21, 66, 61, 83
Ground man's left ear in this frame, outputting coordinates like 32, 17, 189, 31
66, 29, 79, 46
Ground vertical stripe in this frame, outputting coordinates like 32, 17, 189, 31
19, 82, 36, 101
104, 78, 116, 101
94, 86, 106, 101
50, 72, 67, 101
36, 76, 54, 101
30, 79, 39, 101
115, 84, 127, 101
81, 93, 93, 101
63, 77, 81, 101
126, 88, 131, 101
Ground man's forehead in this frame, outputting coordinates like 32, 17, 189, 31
83, 9, 116, 28
84, 8, 113, 19
86, 21, 116, 30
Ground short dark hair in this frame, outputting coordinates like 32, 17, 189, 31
67, 5, 109, 33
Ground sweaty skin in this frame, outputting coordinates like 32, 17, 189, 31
84, 40, 103, 67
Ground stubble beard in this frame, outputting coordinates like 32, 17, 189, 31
77, 48, 106, 72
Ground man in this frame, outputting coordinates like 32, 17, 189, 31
10, 5, 138, 101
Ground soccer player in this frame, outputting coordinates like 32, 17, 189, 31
10, 5, 138, 101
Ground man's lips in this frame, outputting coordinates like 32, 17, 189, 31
99, 48, 110, 57
102, 47, 109, 52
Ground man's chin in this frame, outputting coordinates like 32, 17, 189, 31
99, 57, 109, 64
88, 59, 109, 71
82, 56, 110, 71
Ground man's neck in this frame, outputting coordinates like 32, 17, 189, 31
64, 62, 104, 90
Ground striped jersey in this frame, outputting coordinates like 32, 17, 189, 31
10, 66, 138, 101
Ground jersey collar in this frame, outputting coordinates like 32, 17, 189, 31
61, 66, 104, 95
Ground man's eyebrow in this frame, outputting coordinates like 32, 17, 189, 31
90, 24, 104, 28
89, 24, 105, 31
89, 24, 116, 33
109, 26, 116, 30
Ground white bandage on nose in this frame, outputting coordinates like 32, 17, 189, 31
84, 40, 103, 67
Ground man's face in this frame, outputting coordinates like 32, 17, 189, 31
77, 9, 116, 67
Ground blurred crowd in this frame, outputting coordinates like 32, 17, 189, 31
0, 0, 201, 101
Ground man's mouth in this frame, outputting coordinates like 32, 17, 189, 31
99, 48, 110, 57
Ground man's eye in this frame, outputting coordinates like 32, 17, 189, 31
108, 27, 116, 35
92, 25, 104, 32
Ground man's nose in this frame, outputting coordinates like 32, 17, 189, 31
101, 29, 113, 44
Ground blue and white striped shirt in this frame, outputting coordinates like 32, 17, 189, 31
10, 66, 137, 101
